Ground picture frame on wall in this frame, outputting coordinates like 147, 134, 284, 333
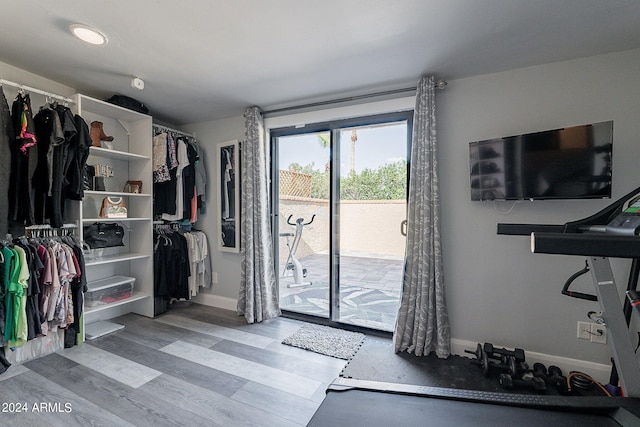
217, 139, 240, 252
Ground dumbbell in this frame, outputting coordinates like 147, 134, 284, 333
465, 344, 491, 377
499, 373, 547, 393
484, 343, 526, 363
533, 363, 567, 392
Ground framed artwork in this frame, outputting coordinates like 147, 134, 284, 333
217, 139, 240, 252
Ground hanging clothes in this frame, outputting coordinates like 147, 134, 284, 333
49, 105, 77, 227
31, 104, 89, 227
184, 230, 211, 297
152, 125, 208, 223
153, 225, 211, 302
2, 245, 20, 345
8, 93, 37, 234
32, 106, 62, 225
0, 87, 14, 238
0, 231, 85, 358
152, 132, 171, 183
194, 143, 207, 214
64, 114, 91, 201
155, 231, 191, 299
161, 138, 189, 222
182, 139, 198, 221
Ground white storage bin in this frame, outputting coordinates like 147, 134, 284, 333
86, 276, 135, 307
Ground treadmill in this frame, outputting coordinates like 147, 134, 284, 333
309, 187, 640, 426
498, 185, 640, 398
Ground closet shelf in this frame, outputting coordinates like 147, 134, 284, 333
84, 253, 149, 267
82, 217, 152, 223
84, 190, 151, 197
77, 94, 150, 121
84, 292, 149, 315
89, 146, 150, 161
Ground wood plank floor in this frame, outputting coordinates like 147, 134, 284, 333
0, 304, 349, 426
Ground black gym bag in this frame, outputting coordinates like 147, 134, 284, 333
105, 95, 150, 115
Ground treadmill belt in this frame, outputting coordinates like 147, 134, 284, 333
309, 389, 623, 427
308, 379, 640, 426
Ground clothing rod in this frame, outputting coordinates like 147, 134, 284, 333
153, 123, 196, 138
25, 224, 77, 229
0, 78, 75, 103
262, 80, 447, 116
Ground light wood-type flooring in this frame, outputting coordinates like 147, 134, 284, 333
0, 304, 349, 426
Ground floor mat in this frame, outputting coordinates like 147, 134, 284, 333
282, 324, 365, 360
340, 336, 509, 392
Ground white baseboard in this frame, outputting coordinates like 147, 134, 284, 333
451, 338, 611, 384
192, 293, 238, 312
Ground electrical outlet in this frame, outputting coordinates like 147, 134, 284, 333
577, 321, 592, 340
591, 324, 607, 344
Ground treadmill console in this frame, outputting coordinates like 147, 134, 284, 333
606, 196, 640, 236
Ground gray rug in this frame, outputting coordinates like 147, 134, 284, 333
282, 324, 365, 360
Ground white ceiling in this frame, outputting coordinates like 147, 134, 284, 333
1, 1, 639, 125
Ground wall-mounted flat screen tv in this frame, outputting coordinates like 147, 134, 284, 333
469, 121, 613, 201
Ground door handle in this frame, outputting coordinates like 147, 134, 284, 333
401, 219, 407, 237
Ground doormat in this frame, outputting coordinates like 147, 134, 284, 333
282, 324, 365, 360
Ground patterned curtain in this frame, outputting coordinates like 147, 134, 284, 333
393, 76, 451, 358
237, 107, 281, 323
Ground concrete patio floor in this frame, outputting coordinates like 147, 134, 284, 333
278, 253, 404, 332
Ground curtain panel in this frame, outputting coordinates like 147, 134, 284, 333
393, 76, 451, 358
237, 107, 281, 323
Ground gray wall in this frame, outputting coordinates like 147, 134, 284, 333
184, 48, 640, 367
438, 48, 640, 365
181, 116, 245, 306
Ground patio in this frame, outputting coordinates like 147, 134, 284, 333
279, 253, 404, 332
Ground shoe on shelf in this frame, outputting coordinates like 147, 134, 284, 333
90, 121, 114, 147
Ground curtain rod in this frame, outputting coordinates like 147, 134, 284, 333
0, 78, 75, 103
153, 123, 196, 138
262, 80, 447, 116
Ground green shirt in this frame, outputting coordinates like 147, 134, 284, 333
7, 245, 29, 348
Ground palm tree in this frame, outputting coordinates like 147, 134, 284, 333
318, 132, 330, 172
317, 130, 358, 175
350, 129, 357, 176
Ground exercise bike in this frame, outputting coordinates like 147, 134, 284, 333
280, 214, 315, 288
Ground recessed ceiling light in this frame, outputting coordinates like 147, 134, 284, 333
70, 24, 108, 45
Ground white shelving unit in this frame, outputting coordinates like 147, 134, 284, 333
71, 94, 154, 341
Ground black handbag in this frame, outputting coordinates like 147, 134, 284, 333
83, 222, 125, 248
104, 95, 150, 115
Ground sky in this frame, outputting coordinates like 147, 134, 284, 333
277, 122, 408, 175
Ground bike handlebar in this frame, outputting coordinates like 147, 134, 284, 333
287, 214, 316, 226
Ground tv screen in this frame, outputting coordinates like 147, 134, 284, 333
469, 121, 613, 201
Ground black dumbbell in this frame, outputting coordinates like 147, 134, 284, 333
499, 373, 546, 393
485, 343, 526, 363
547, 366, 567, 392
465, 344, 491, 376
533, 363, 567, 392
465, 343, 483, 361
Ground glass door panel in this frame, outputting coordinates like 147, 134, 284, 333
276, 132, 331, 318
337, 123, 407, 331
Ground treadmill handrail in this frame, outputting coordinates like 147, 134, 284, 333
531, 232, 640, 258
497, 223, 565, 236
498, 184, 640, 236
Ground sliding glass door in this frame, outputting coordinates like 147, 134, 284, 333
273, 112, 412, 332
275, 131, 332, 318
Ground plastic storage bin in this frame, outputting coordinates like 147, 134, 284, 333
86, 276, 135, 307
